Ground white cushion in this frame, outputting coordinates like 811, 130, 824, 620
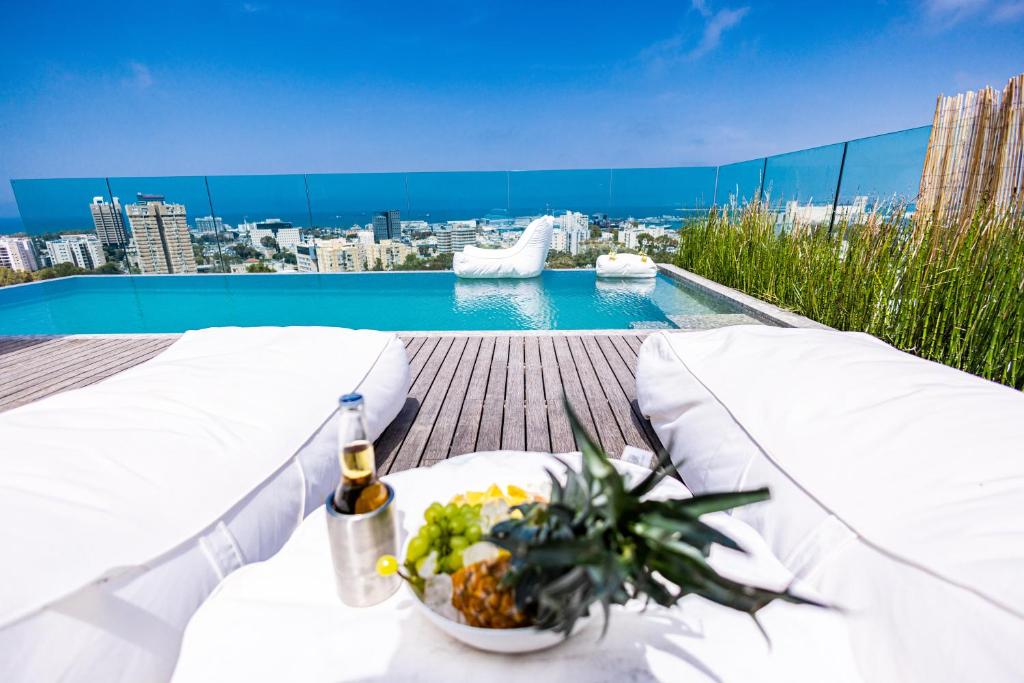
596, 252, 658, 278
453, 216, 553, 278
637, 327, 1024, 683
171, 451, 862, 683
0, 326, 411, 683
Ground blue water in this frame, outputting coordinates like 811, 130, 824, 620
0, 271, 737, 334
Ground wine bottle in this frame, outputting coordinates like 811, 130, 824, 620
332, 393, 388, 515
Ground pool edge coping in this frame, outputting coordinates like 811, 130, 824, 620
656, 263, 832, 330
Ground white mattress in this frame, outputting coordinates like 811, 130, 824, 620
0, 327, 411, 683
170, 451, 862, 683
636, 327, 1024, 682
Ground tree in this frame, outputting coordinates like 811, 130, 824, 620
260, 236, 280, 251
0, 267, 33, 287
34, 262, 88, 280
192, 243, 207, 265
93, 262, 122, 275
246, 261, 275, 273
232, 244, 261, 260
274, 251, 297, 265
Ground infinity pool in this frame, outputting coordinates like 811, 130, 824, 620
0, 271, 744, 334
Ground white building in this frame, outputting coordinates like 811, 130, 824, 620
782, 196, 869, 227
356, 230, 375, 246
436, 221, 476, 253
617, 226, 678, 251
193, 215, 224, 235
296, 241, 319, 273
45, 234, 106, 270
249, 219, 301, 253
0, 237, 39, 272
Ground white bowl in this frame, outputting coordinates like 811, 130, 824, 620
408, 584, 591, 653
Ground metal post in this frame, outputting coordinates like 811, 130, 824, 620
757, 157, 768, 205
204, 176, 227, 273
303, 174, 315, 229
828, 142, 849, 236
712, 165, 720, 208
104, 177, 129, 277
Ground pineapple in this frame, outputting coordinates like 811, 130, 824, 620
451, 556, 530, 628
478, 399, 823, 637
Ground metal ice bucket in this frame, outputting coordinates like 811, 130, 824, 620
324, 483, 400, 607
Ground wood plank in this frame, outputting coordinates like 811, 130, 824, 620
0, 338, 67, 364
566, 336, 626, 458
523, 337, 550, 453
390, 337, 469, 472
594, 335, 663, 453
623, 335, 644, 355
376, 336, 453, 473
501, 336, 526, 451
581, 335, 652, 451
0, 338, 94, 372
0, 339, 134, 396
550, 335, 598, 450
0, 339, 173, 409
420, 336, 482, 464
476, 336, 509, 452
450, 336, 496, 457
538, 336, 574, 453
608, 335, 639, 375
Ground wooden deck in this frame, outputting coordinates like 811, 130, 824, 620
0, 334, 662, 471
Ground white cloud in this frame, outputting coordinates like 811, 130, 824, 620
689, 7, 750, 59
991, 0, 1024, 21
241, 2, 268, 13
125, 61, 153, 89
638, 2, 750, 70
920, 0, 1024, 24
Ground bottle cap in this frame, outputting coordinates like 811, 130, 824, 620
339, 393, 364, 406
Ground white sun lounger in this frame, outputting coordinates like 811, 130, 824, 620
637, 326, 1024, 683
0, 326, 411, 683
453, 215, 554, 278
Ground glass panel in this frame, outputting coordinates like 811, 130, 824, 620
206, 174, 310, 229
839, 126, 931, 210
406, 171, 508, 221
11, 177, 112, 234
205, 174, 311, 274
305, 172, 408, 230
508, 169, 610, 217
762, 143, 845, 208
105, 176, 216, 274
610, 167, 716, 222
714, 159, 763, 207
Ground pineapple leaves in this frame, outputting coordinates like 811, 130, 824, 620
484, 396, 824, 640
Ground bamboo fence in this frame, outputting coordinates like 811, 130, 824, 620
919, 73, 1024, 222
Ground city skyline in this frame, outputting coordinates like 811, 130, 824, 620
3, 2, 1022, 224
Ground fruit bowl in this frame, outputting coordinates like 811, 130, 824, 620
407, 582, 590, 654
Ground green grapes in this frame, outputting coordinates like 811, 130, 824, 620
406, 500, 486, 577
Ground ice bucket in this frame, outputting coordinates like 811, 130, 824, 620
324, 483, 400, 607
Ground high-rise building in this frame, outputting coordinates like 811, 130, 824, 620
194, 215, 224, 235
449, 221, 476, 252
0, 237, 39, 272
554, 211, 588, 255
125, 194, 197, 274
90, 197, 127, 247
45, 234, 106, 270
372, 210, 401, 242
435, 229, 453, 254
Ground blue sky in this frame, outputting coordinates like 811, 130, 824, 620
1, 0, 1022, 218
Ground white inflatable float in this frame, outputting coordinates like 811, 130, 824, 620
453, 215, 554, 279
595, 252, 658, 278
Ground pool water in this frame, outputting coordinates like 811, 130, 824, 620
0, 271, 741, 334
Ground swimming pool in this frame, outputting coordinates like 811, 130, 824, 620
0, 271, 745, 334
